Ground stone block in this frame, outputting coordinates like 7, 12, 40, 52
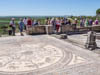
60, 34, 68, 39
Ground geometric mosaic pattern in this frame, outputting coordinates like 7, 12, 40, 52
0, 35, 100, 75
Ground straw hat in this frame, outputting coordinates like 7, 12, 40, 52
12, 18, 15, 20
75, 18, 77, 20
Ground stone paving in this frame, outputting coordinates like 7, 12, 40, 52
52, 33, 100, 54
0, 35, 100, 75
66, 33, 100, 55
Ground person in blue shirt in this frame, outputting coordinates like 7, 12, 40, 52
18, 18, 24, 36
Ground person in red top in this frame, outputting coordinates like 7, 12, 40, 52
27, 18, 32, 27
26, 18, 32, 32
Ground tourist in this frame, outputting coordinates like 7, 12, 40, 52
56, 18, 61, 34
38, 20, 41, 25
8, 25, 12, 35
73, 18, 78, 31
93, 21, 95, 25
89, 19, 93, 26
27, 18, 32, 26
25, 18, 32, 34
9, 18, 16, 36
64, 18, 68, 25
45, 18, 49, 25
27, 18, 32, 29
47, 18, 51, 25
80, 19, 82, 27
50, 18, 56, 33
85, 18, 89, 27
80, 19, 84, 27
18, 18, 24, 36
67, 19, 71, 25
95, 18, 99, 25
45, 17, 51, 25
33, 20, 38, 26
61, 18, 65, 25
32, 19, 34, 26
23, 17, 27, 30
60, 18, 65, 33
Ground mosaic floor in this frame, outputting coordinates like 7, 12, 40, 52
0, 35, 100, 75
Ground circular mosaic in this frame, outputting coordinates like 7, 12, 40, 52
0, 37, 72, 74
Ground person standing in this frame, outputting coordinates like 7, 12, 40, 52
80, 19, 84, 27
9, 18, 16, 36
27, 18, 32, 27
33, 20, 38, 25
38, 20, 41, 25
45, 17, 51, 25
23, 17, 27, 30
45, 18, 49, 25
85, 18, 89, 27
56, 18, 61, 34
73, 18, 78, 31
67, 19, 71, 25
95, 18, 99, 25
26, 18, 32, 34
80, 19, 83, 27
18, 18, 24, 36
89, 19, 93, 26
61, 18, 65, 25
50, 18, 56, 33
26, 18, 32, 30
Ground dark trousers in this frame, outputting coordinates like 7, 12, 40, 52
24, 25, 26, 30
8, 30, 12, 35
12, 27, 16, 36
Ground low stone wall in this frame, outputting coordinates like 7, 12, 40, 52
61, 25, 73, 33
26, 25, 100, 35
27, 25, 46, 34
77, 25, 100, 32
27, 25, 74, 35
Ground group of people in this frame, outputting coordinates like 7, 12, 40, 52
45, 18, 72, 33
9, 18, 40, 36
46, 17, 100, 33
8, 17, 100, 36
80, 18, 99, 27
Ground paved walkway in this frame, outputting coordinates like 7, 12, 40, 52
67, 34, 100, 54
0, 34, 100, 75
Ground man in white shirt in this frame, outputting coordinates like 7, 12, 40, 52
9, 18, 16, 36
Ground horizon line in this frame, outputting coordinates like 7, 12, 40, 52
0, 15, 96, 17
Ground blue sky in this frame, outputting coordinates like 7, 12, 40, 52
0, 0, 99, 16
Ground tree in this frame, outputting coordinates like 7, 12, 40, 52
96, 8, 100, 16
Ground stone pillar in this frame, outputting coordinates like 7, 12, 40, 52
85, 31, 97, 50
45, 25, 49, 35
